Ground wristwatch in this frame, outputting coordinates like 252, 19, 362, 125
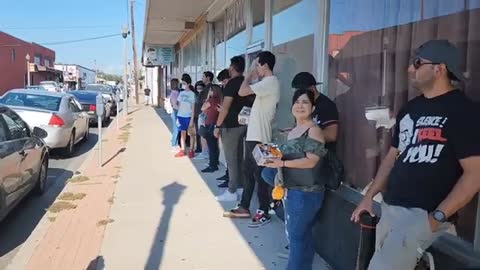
432, 210, 447, 223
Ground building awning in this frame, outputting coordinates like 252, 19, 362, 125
143, 0, 234, 46
29, 63, 62, 74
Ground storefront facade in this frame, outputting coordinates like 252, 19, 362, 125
144, 0, 480, 266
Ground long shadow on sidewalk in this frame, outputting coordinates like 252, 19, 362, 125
153, 108, 288, 270
145, 181, 186, 270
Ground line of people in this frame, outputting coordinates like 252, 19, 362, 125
165, 40, 480, 270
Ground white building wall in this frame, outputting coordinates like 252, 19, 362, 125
145, 66, 159, 106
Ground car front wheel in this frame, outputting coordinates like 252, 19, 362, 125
34, 158, 48, 195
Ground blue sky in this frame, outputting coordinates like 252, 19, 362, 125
0, 0, 145, 75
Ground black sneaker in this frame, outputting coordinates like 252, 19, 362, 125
216, 174, 229, 181
217, 181, 229, 188
201, 166, 219, 173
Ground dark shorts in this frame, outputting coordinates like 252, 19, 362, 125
177, 116, 191, 131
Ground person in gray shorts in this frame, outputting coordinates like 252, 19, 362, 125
351, 40, 480, 270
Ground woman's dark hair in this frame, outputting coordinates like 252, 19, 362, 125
170, 78, 180, 90
209, 84, 223, 99
181, 73, 192, 84
195, 81, 205, 90
292, 88, 315, 107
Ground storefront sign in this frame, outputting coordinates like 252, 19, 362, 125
143, 46, 174, 66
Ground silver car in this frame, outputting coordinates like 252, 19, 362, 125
40, 81, 61, 92
0, 106, 49, 222
0, 89, 89, 157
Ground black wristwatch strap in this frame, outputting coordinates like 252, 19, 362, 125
432, 210, 447, 223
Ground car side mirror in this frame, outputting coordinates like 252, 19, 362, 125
33, 127, 48, 139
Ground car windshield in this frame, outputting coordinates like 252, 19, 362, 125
85, 85, 111, 93
0, 92, 61, 111
70, 92, 97, 103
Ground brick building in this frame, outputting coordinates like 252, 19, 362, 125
0, 31, 61, 95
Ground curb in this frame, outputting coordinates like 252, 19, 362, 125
5, 115, 124, 270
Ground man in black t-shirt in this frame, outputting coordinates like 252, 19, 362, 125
213, 56, 254, 203
351, 40, 480, 270
291, 72, 339, 151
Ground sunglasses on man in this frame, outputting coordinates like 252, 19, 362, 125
412, 57, 440, 69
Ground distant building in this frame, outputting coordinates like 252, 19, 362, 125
0, 31, 61, 95
54, 64, 96, 90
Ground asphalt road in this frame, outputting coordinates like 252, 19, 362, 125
0, 120, 112, 269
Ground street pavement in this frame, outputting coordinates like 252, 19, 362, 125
0, 111, 118, 270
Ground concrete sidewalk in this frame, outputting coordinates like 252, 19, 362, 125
99, 106, 289, 270
99, 106, 331, 270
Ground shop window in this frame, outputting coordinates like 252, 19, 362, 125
271, 0, 317, 135
226, 30, 247, 65
328, 0, 480, 242
34, 55, 41, 65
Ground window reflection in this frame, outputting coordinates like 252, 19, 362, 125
329, 0, 480, 242
271, 0, 316, 140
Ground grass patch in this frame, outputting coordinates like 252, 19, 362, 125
102, 139, 109, 142
48, 201, 77, 213
58, 192, 86, 201
75, 171, 81, 175
68, 176, 90, 183
127, 118, 133, 122
120, 123, 132, 131
114, 166, 122, 169
97, 218, 114, 227
48, 217, 56, 222
111, 174, 120, 179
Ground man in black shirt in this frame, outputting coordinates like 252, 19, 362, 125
351, 40, 480, 270
291, 72, 339, 151
215, 68, 231, 183
213, 56, 254, 203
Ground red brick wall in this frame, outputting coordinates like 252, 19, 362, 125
0, 32, 56, 95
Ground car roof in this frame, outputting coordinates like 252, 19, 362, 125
70, 90, 102, 96
6, 89, 67, 98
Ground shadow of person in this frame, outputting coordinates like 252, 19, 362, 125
145, 181, 187, 270
86, 255, 105, 270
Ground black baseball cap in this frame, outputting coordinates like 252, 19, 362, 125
415, 40, 465, 81
291, 72, 322, 89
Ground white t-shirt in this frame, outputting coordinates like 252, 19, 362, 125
177, 90, 196, 118
246, 75, 280, 143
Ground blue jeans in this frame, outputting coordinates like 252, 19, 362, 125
285, 189, 324, 270
170, 110, 179, 147
261, 168, 324, 270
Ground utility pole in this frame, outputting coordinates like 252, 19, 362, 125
130, 0, 140, 104
122, 26, 129, 115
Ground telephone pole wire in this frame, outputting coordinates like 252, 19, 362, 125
130, 0, 140, 104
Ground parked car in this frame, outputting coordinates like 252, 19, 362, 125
70, 90, 111, 126
0, 106, 49, 222
25, 85, 47, 91
39, 81, 61, 92
84, 84, 117, 115
0, 89, 89, 157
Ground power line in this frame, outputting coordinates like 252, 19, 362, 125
0, 33, 122, 47
42, 33, 121, 45
1, 25, 118, 30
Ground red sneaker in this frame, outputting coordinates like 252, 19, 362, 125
188, 150, 195, 158
175, 151, 186, 158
